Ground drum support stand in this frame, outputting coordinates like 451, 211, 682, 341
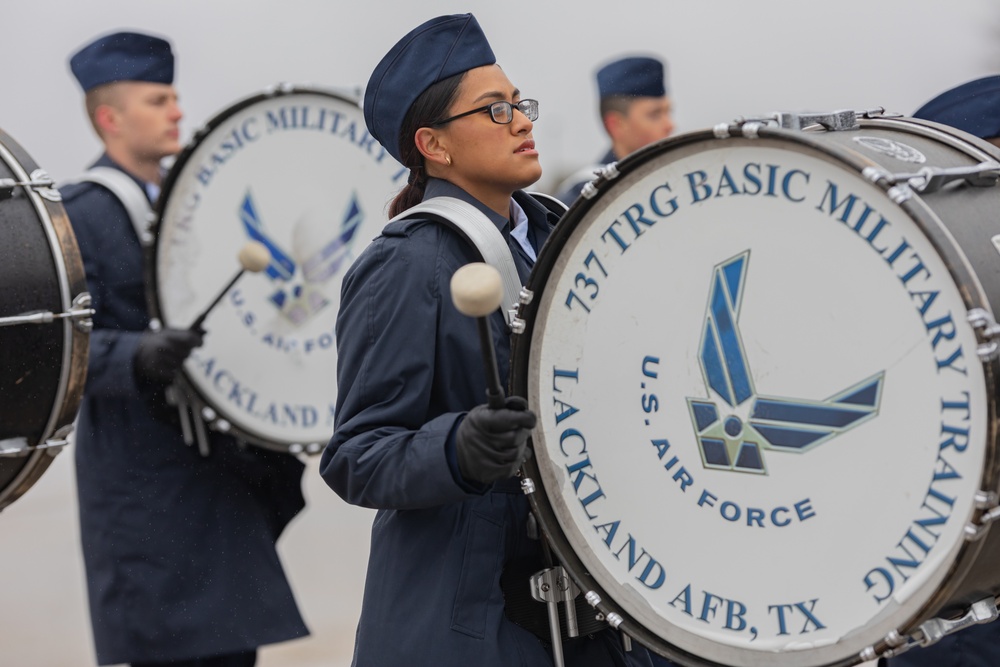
165, 383, 211, 457
530, 565, 578, 667
529, 564, 634, 665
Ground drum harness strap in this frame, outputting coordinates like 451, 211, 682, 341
72, 167, 156, 247
394, 196, 622, 667
389, 196, 524, 327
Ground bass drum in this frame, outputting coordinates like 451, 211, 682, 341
0, 128, 91, 511
149, 84, 406, 454
512, 110, 1000, 666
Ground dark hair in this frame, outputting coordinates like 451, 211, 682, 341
389, 71, 466, 218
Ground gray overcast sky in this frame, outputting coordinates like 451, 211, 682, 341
4, 0, 1000, 191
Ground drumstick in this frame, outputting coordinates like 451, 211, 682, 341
450, 263, 507, 410
189, 240, 271, 332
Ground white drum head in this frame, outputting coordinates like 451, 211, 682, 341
153, 86, 406, 452
518, 130, 993, 666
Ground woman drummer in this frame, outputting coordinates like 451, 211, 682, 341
319, 13, 665, 667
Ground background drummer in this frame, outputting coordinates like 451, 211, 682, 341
876, 74, 1000, 667
553, 54, 675, 205
913, 75, 1000, 149
60, 30, 309, 667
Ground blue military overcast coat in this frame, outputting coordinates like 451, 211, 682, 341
321, 179, 661, 667
62, 154, 308, 665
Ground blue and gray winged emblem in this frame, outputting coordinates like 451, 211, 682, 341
687, 251, 884, 474
239, 189, 362, 325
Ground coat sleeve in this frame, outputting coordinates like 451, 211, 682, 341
63, 188, 145, 399
319, 226, 485, 510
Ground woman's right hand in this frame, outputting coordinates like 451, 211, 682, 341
455, 396, 536, 484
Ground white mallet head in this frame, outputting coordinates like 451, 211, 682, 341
238, 240, 271, 273
450, 263, 504, 318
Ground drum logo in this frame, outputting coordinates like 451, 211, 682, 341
239, 187, 362, 325
853, 136, 926, 164
686, 250, 884, 474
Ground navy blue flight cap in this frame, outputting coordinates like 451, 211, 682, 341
596, 56, 667, 99
70, 30, 174, 92
913, 75, 1000, 139
364, 13, 496, 164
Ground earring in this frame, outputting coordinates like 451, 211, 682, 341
445, 155, 452, 166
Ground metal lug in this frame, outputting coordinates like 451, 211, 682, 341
774, 109, 859, 131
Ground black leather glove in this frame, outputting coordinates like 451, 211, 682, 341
134, 328, 204, 386
456, 395, 537, 485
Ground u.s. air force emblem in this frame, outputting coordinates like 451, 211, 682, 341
240, 188, 363, 325
687, 251, 884, 474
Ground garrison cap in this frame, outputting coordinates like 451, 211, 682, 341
913, 75, 1000, 139
596, 56, 667, 99
70, 30, 174, 92
364, 13, 496, 164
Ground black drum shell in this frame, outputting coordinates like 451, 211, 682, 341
0, 128, 89, 511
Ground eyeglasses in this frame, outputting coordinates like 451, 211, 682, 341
432, 99, 539, 127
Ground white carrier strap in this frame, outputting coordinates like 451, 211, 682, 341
72, 167, 155, 247
391, 196, 522, 326
526, 190, 569, 215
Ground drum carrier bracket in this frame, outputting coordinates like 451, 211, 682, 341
861, 162, 1000, 201
713, 107, 894, 139
860, 596, 1000, 662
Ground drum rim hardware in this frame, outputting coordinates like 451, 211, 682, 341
0, 431, 72, 457
574, 108, 909, 210
964, 488, 1000, 542
581, 162, 621, 200
0, 292, 95, 332
714, 107, 899, 139
861, 161, 1000, 198
860, 595, 1000, 662
968, 308, 1000, 362
510, 286, 534, 334
0, 168, 62, 202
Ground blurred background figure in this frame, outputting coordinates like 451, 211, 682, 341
553, 55, 674, 205
913, 74, 1000, 148
60, 30, 309, 667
